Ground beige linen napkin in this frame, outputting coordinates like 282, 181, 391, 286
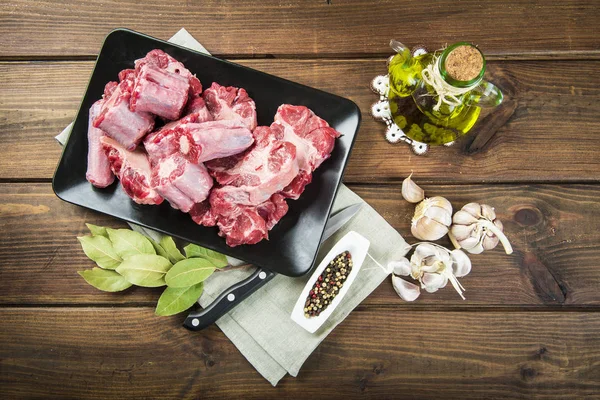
56, 28, 410, 386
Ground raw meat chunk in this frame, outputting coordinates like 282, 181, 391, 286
131, 64, 190, 120
209, 140, 298, 206
271, 105, 341, 199
93, 74, 155, 151
199, 106, 340, 246
203, 83, 257, 131
189, 200, 218, 227
176, 120, 254, 164
101, 136, 163, 205
134, 49, 202, 99
257, 193, 289, 230
151, 154, 213, 212
144, 97, 214, 164
183, 96, 213, 122
207, 193, 288, 247
86, 100, 115, 188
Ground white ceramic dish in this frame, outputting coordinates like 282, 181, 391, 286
291, 231, 370, 333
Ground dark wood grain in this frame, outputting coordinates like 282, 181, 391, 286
1, 308, 599, 399
1, 60, 599, 182
1, 183, 598, 307
1, 0, 599, 59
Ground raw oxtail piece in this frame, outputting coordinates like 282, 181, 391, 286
134, 49, 203, 99
86, 100, 115, 188
176, 120, 255, 164
93, 75, 155, 151
100, 136, 163, 205
203, 82, 258, 131
144, 98, 214, 164
151, 154, 213, 213
131, 63, 190, 120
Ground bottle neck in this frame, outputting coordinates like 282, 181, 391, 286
438, 42, 486, 89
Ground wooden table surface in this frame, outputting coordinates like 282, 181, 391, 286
1, 1, 599, 398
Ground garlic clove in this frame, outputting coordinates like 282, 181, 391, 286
450, 223, 476, 241
456, 235, 480, 251
392, 275, 421, 301
430, 196, 453, 215
411, 217, 449, 240
482, 234, 500, 250
450, 249, 471, 277
465, 236, 485, 254
401, 173, 425, 203
388, 258, 411, 276
481, 204, 496, 220
462, 202, 482, 218
412, 243, 438, 263
421, 272, 447, 293
494, 218, 504, 231
427, 205, 453, 226
453, 210, 479, 225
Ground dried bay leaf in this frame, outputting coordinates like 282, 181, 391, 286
86, 223, 108, 238
183, 243, 228, 268
77, 235, 122, 270
78, 268, 132, 292
155, 282, 204, 316
165, 258, 216, 288
159, 236, 185, 264
148, 237, 170, 260
116, 254, 172, 287
107, 228, 155, 259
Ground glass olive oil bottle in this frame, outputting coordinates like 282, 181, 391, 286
387, 40, 503, 145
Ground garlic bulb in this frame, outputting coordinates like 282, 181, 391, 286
411, 197, 453, 240
449, 202, 513, 255
402, 173, 425, 203
390, 243, 471, 301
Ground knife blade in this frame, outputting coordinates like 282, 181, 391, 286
183, 202, 363, 330
321, 203, 363, 243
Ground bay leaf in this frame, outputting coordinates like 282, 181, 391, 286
148, 238, 170, 260
86, 223, 108, 238
155, 282, 204, 316
78, 268, 132, 292
116, 254, 172, 287
77, 235, 122, 270
183, 243, 228, 268
165, 258, 216, 288
107, 228, 155, 259
159, 236, 185, 264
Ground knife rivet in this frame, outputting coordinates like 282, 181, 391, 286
259, 271, 267, 279
191, 318, 199, 327
227, 293, 235, 301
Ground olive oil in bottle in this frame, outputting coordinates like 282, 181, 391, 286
387, 41, 502, 145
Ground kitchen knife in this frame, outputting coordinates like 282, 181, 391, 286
183, 203, 363, 331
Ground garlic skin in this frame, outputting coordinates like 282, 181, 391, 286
402, 174, 425, 203
411, 197, 453, 240
449, 203, 513, 255
390, 243, 471, 301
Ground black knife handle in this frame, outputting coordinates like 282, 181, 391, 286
183, 268, 276, 331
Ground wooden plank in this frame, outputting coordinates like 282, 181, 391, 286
0, 60, 599, 182
1, 308, 599, 398
1, 182, 598, 307
1, 0, 599, 58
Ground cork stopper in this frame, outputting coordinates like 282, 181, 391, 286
444, 45, 483, 82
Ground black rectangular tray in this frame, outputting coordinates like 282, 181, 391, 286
53, 28, 361, 277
